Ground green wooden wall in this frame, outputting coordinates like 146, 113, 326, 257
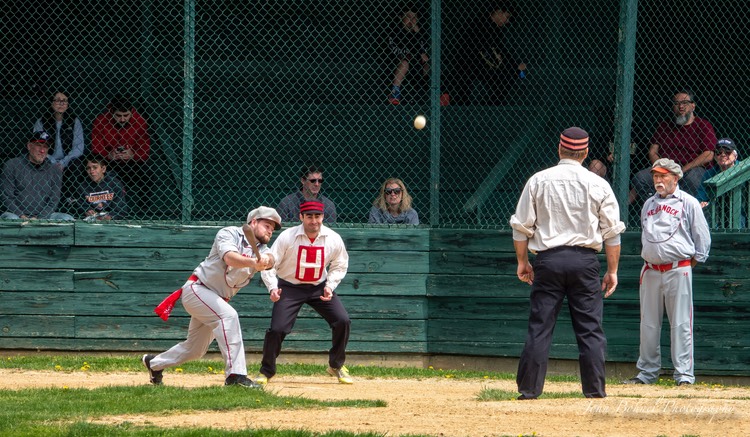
0, 222, 747, 375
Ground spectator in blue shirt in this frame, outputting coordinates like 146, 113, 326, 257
697, 138, 741, 207
697, 137, 744, 228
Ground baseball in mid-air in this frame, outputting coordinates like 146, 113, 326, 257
414, 115, 427, 130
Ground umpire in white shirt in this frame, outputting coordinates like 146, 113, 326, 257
510, 127, 626, 399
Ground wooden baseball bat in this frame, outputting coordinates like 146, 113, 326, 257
242, 223, 262, 260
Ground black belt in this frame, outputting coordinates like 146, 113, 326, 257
541, 246, 597, 254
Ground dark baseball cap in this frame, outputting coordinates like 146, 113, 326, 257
716, 138, 737, 152
29, 131, 50, 144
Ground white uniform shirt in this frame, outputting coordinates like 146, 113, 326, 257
193, 226, 269, 300
509, 159, 625, 252
640, 187, 711, 264
261, 223, 349, 292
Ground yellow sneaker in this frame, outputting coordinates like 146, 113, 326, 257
254, 374, 269, 385
327, 366, 353, 384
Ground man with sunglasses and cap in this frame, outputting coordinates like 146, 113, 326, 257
697, 138, 742, 206
624, 158, 711, 386
510, 127, 625, 400
697, 138, 745, 228
277, 163, 337, 223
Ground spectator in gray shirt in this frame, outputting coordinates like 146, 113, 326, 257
368, 177, 419, 224
277, 164, 337, 224
1, 131, 74, 221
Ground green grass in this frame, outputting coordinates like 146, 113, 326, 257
0, 354, 514, 437
0, 355, 402, 436
0, 354, 554, 382
476, 387, 585, 401
0, 384, 385, 436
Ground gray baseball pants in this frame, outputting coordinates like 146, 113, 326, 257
635, 264, 694, 384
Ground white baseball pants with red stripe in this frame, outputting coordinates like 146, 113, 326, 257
148, 281, 247, 377
635, 264, 694, 384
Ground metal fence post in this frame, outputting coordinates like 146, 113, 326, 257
614, 0, 639, 224
181, 0, 196, 222
429, 0, 442, 226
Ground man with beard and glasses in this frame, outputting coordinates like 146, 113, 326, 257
630, 89, 717, 203
623, 158, 710, 386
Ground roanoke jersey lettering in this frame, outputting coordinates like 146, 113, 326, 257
295, 245, 325, 281
646, 203, 680, 217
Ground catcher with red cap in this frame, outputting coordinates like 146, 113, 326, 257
256, 200, 353, 385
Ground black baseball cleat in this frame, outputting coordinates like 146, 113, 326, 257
225, 374, 263, 389
677, 381, 693, 386
516, 394, 538, 400
142, 354, 163, 385
622, 377, 645, 385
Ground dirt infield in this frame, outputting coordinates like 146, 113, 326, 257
2, 369, 749, 436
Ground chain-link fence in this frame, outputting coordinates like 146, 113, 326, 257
1, 0, 748, 228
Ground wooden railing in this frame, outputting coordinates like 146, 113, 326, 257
703, 160, 750, 229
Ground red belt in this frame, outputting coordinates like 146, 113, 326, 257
188, 274, 230, 302
645, 259, 691, 272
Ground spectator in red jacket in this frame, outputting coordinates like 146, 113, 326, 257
91, 96, 151, 217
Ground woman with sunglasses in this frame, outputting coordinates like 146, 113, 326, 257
368, 178, 419, 224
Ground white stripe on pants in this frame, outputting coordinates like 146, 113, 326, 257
636, 265, 694, 383
150, 281, 247, 377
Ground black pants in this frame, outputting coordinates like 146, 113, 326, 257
516, 246, 607, 398
260, 279, 351, 378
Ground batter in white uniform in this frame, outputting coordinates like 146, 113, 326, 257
624, 158, 711, 386
142, 206, 281, 388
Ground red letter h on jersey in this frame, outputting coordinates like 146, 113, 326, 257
295, 245, 325, 282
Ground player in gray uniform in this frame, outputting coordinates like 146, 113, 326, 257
624, 158, 711, 386
142, 206, 282, 388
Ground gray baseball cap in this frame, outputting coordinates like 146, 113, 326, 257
650, 158, 683, 179
247, 206, 282, 230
